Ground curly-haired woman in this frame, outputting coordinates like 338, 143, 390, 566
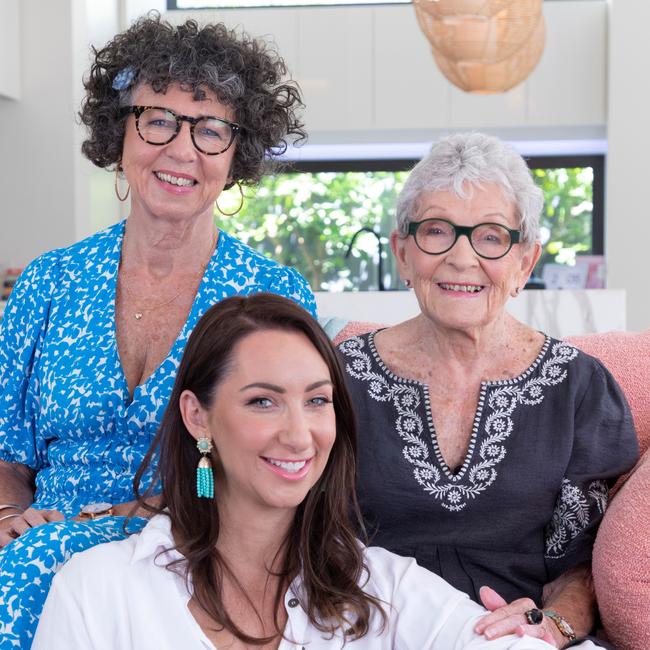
0, 14, 314, 647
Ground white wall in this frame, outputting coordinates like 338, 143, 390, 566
0, 0, 79, 267
606, 0, 650, 331
0, 0, 20, 100
172, 1, 607, 145
1, 0, 645, 330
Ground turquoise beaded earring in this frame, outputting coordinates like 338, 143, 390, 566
196, 437, 214, 499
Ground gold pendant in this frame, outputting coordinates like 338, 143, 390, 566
134, 312, 143, 320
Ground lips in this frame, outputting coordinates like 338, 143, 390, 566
153, 170, 198, 187
438, 282, 485, 293
262, 457, 313, 481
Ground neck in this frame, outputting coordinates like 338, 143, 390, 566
216, 494, 297, 576
411, 310, 520, 370
122, 209, 217, 278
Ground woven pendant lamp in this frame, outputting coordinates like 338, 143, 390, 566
414, 0, 546, 94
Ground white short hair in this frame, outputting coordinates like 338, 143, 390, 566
395, 132, 543, 244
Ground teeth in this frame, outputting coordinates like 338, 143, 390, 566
439, 283, 483, 293
267, 459, 307, 473
155, 171, 195, 187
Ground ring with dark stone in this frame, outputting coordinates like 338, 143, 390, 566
524, 608, 545, 625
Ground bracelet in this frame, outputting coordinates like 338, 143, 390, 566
0, 513, 22, 524
0, 504, 24, 514
543, 609, 577, 642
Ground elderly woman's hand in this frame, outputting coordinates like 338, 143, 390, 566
474, 586, 564, 647
0, 507, 65, 548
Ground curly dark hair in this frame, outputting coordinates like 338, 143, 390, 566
79, 13, 306, 184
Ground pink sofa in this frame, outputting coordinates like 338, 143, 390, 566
333, 324, 650, 650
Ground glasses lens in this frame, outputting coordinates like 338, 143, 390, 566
193, 117, 234, 154
137, 108, 178, 144
471, 223, 512, 259
415, 219, 456, 254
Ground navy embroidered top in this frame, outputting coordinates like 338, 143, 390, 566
338, 331, 639, 604
0, 221, 316, 516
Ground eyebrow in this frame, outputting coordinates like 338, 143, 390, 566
240, 379, 333, 393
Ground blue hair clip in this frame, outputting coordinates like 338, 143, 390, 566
112, 66, 136, 91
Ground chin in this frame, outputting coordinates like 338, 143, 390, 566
428, 312, 493, 332
263, 487, 313, 511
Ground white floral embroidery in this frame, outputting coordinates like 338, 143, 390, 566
588, 479, 609, 515
545, 479, 588, 558
340, 335, 579, 512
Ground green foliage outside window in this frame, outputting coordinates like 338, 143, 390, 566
215, 166, 594, 291
534, 167, 593, 270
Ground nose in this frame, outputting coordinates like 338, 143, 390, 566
165, 121, 197, 163
444, 232, 479, 269
277, 404, 313, 452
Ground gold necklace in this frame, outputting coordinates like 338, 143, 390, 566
119, 230, 218, 321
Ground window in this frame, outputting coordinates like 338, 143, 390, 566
215, 155, 604, 291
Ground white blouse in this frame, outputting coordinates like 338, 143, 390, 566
33, 515, 595, 650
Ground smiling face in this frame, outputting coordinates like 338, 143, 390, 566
392, 183, 541, 333
180, 329, 336, 516
120, 83, 237, 226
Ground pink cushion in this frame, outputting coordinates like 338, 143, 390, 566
567, 330, 650, 460
593, 449, 650, 650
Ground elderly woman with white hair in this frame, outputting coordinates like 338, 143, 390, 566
337, 133, 638, 648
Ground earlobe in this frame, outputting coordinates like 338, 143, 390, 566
179, 390, 208, 441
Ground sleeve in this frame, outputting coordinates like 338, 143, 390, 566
369, 548, 560, 649
265, 265, 317, 319
31, 572, 98, 650
0, 252, 59, 470
544, 359, 639, 579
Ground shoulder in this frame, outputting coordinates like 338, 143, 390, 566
55, 221, 123, 272
54, 515, 178, 592
218, 230, 297, 278
52, 532, 139, 602
9, 223, 122, 308
217, 230, 315, 313
21, 222, 121, 287
337, 330, 377, 357
537, 336, 608, 389
9, 249, 61, 298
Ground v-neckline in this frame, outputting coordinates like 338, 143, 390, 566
109, 220, 221, 406
366, 329, 551, 480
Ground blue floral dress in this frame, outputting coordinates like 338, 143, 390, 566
0, 221, 316, 648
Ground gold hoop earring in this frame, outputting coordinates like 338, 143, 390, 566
114, 165, 130, 202
215, 181, 244, 216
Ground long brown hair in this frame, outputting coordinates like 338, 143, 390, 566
134, 293, 384, 644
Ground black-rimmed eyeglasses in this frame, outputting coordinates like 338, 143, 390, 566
123, 105, 241, 156
407, 218, 521, 260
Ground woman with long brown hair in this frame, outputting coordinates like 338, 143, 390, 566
33, 294, 577, 649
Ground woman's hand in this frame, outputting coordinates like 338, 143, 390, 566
0, 507, 65, 548
474, 586, 564, 647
